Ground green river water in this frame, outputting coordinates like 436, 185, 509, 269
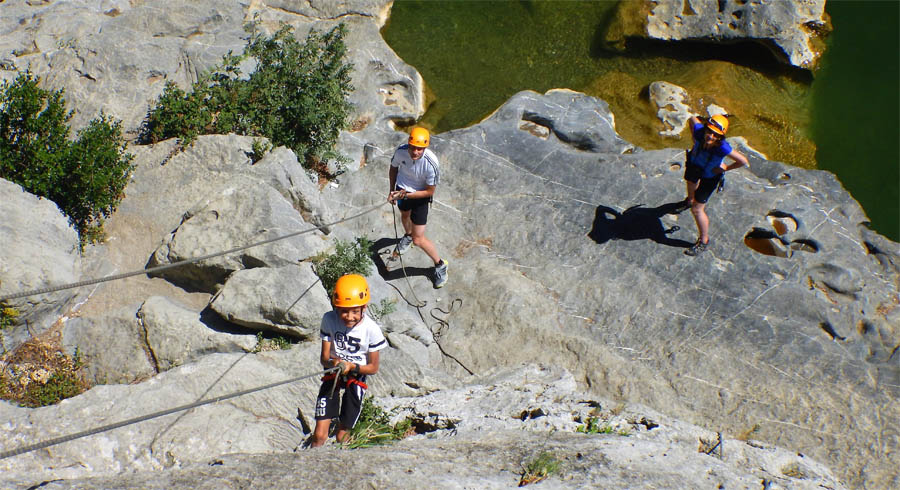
382, 0, 899, 241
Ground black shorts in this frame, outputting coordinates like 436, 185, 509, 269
397, 194, 430, 225
684, 165, 723, 204
314, 377, 367, 429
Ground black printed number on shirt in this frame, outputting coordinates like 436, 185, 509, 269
334, 332, 361, 354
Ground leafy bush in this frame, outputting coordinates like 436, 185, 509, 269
141, 23, 353, 173
0, 72, 134, 242
342, 396, 411, 449
312, 237, 374, 295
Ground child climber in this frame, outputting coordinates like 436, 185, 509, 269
309, 274, 387, 447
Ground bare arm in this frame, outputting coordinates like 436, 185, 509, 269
388, 166, 404, 203
358, 350, 380, 376
402, 184, 435, 200
320, 340, 337, 369
388, 165, 398, 192
721, 149, 750, 172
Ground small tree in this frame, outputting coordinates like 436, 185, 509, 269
141, 23, 354, 172
312, 237, 374, 295
0, 72, 134, 242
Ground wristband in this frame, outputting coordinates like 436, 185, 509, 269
351, 364, 360, 376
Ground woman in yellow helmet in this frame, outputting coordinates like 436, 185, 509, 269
309, 274, 386, 447
388, 127, 448, 288
680, 114, 750, 256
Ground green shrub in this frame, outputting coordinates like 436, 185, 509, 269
0, 72, 134, 242
312, 237, 374, 295
0, 304, 18, 329
576, 417, 614, 434
252, 331, 292, 352
23, 370, 84, 407
251, 138, 272, 163
368, 298, 397, 322
575, 416, 630, 436
0, 303, 17, 352
342, 396, 411, 449
519, 451, 561, 486
2, 347, 89, 407
141, 23, 353, 173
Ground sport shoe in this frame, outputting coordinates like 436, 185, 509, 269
684, 239, 709, 256
396, 234, 413, 255
433, 260, 448, 288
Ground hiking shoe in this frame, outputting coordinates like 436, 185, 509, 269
684, 240, 709, 256
433, 260, 448, 288
395, 234, 413, 255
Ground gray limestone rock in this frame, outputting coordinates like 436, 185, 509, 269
209, 264, 331, 339
138, 296, 258, 372
1, 1, 897, 488
247, 145, 335, 233
0, 365, 845, 489
61, 305, 154, 385
0, 343, 440, 484
0, 0, 250, 133
332, 88, 899, 488
147, 175, 330, 292
649, 81, 695, 137
637, 0, 830, 69
0, 179, 81, 351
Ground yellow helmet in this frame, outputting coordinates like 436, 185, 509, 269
706, 114, 729, 136
332, 274, 370, 307
408, 127, 430, 148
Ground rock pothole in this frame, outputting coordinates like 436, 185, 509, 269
766, 211, 798, 235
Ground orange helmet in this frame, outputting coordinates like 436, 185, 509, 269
706, 114, 729, 136
332, 274, 370, 307
408, 127, 430, 148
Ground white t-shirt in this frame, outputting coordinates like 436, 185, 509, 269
320, 311, 387, 366
391, 144, 440, 192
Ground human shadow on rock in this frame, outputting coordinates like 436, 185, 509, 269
370, 237, 433, 282
588, 202, 693, 248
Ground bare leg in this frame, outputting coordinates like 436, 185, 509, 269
685, 180, 698, 205
690, 201, 710, 244
335, 425, 350, 444
310, 419, 331, 447
410, 223, 441, 265
400, 210, 413, 236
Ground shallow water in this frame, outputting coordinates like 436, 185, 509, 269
382, 0, 899, 241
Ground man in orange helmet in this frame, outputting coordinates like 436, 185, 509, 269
388, 127, 448, 288
680, 114, 750, 256
309, 274, 386, 447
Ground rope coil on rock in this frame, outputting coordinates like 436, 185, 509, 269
0, 202, 390, 302
386, 205, 473, 375
0, 366, 340, 461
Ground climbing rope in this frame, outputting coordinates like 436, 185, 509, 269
0, 202, 390, 302
385, 204, 473, 375
0, 366, 340, 461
